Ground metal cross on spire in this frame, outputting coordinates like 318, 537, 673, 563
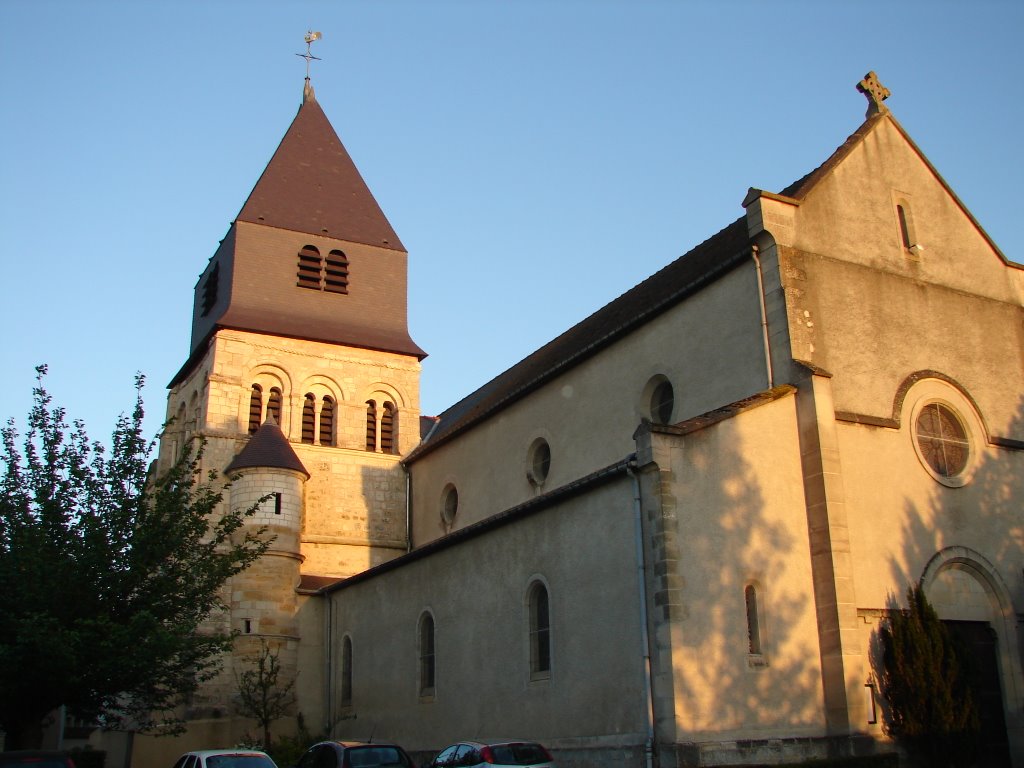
857, 71, 891, 118
297, 31, 323, 103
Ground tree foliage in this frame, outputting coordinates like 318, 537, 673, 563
235, 640, 296, 749
877, 582, 980, 767
0, 367, 272, 748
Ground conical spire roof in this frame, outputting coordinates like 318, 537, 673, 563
236, 92, 405, 252
225, 417, 310, 478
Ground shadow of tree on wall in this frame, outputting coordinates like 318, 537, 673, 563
646, 398, 826, 758
870, 395, 1024, 767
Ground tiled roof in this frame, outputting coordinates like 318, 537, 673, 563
224, 419, 310, 478
236, 96, 405, 252
405, 216, 752, 462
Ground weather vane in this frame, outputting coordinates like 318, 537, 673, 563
297, 30, 323, 81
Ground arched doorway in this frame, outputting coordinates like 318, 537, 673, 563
922, 548, 1021, 766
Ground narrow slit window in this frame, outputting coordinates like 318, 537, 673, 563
248, 384, 263, 435
297, 245, 322, 289
319, 396, 335, 446
381, 402, 396, 454
341, 636, 353, 706
301, 394, 316, 444
419, 613, 435, 696
745, 585, 762, 655
324, 250, 349, 294
529, 582, 551, 678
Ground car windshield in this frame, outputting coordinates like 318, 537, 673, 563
206, 756, 276, 768
489, 744, 548, 766
346, 747, 410, 768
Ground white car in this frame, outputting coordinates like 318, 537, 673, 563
428, 741, 555, 768
172, 750, 279, 768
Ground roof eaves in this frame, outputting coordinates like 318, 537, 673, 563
322, 456, 634, 594
404, 218, 752, 464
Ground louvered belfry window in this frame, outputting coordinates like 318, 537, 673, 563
319, 396, 335, 446
267, 388, 282, 426
201, 262, 219, 316
324, 250, 349, 294
297, 245, 322, 289
248, 384, 263, 435
365, 400, 377, 451
301, 394, 316, 444
381, 402, 396, 454
297, 244, 349, 294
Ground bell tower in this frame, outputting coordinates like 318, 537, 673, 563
157, 71, 424, 736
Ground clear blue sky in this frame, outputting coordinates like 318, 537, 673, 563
2, 0, 1021, 444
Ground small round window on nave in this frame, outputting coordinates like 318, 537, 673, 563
915, 402, 969, 478
650, 380, 675, 425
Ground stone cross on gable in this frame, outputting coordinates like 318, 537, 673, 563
857, 71, 891, 117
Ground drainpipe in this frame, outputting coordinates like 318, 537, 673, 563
751, 244, 774, 389
324, 594, 333, 735
628, 462, 656, 768
403, 463, 412, 553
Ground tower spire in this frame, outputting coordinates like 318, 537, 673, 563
297, 30, 322, 103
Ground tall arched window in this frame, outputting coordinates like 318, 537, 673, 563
745, 584, 763, 656
381, 402, 397, 454
529, 582, 551, 679
365, 400, 378, 451
247, 384, 263, 434
267, 387, 282, 425
418, 612, 435, 696
340, 635, 353, 707
297, 245, 322, 289
319, 396, 335, 446
301, 394, 316, 444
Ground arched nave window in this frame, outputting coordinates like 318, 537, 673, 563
528, 581, 551, 679
418, 612, 436, 697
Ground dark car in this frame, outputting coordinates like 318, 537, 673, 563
428, 741, 554, 768
0, 752, 76, 768
294, 741, 415, 768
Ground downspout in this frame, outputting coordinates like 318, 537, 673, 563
628, 462, 656, 768
751, 243, 774, 389
324, 592, 333, 736
403, 463, 412, 553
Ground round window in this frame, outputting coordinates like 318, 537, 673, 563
914, 402, 970, 480
650, 380, 675, 424
528, 439, 551, 486
441, 484, 459, 527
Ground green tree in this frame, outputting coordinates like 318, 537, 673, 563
0, 367, 272, 748
877, 582, 980, 767
235, 640, 296, 749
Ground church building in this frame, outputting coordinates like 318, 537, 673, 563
128, 71, 1022, 767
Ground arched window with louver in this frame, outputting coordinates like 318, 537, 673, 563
267, 387, 282, 426
319, 396, 335, 446
301, 394, 316, 444
381, 402, 397, 454
247, 385, 263, 435
297, 245, 322, 289
325, 250, 349, 294
365, 401, 377, 451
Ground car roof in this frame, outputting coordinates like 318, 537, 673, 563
185, 751, 272, 757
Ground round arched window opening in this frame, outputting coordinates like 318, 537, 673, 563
914, 402, 970, 482
528, 439, 551, 486
650, 380, 675, 425
441, 485, 459, 528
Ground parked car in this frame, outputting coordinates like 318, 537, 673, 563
427, 741, 554, 768
172, 750, 278, 768
0, 753, 76, 768
294, 741, 415, 768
